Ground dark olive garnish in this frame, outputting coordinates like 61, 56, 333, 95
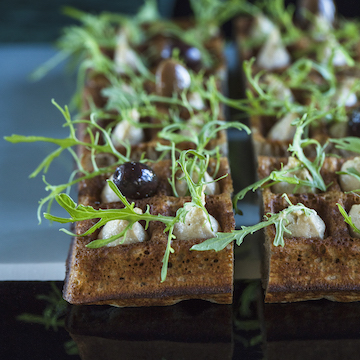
348, 107, 360, 137
155, 59, 191, 97
113, 162, 158, 199
160, 38, 202, 72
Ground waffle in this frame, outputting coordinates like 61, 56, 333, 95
234, 3, 360, 160
63, 156, 235, 306
258, 155, 360, 302
63, 194, 235, 306
81, 17, 227, 112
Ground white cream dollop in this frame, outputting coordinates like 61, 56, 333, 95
267, 112, 298, 141
111, 109, 144, 147
256, 28, 290, 70
98, 208, 149, 246
272, 157, 316, 194
173, 203, 220, 241
348, 204, 360, 238
320, 35, 349, 67
285, 208, 326, 239
188, 92, 206, 110
249, 14, 276, 43
333, 77, 358, 107
114, 29, 141, 74
339, 157, 360, 192
101, 175, 119, 203
175, 170, 220, 197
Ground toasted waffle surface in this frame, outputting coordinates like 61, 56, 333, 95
63, 194, 235, 306
258, 156, 360, 302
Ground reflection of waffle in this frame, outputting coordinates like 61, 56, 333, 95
65, 300, 233, 359
263, 299, 360, 359
64, 157, 235, 306
258, 155, 360, 302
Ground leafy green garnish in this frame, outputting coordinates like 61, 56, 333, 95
330, 137, 360, 154
233, 164, 314, 207
191, 194, 316, 251
17, 282, 67, 331
233, 113, 328, 211
258, 0, 302, 44
5, 100, 133, 221
287, 114, 327, 191
5, 100, 129, 176
44, 183, 177, 282
337, 203, 360, 236
157, 119, 250, 157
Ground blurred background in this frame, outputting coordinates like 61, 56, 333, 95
0, 0, 174, 43
1, 0, 360, 43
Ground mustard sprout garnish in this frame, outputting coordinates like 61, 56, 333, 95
5, 100, 132, 221
337, 203, 360, 236
191, 194, 316, 251
232, 113, 328, 211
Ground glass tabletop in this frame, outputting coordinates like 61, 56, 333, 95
3, 279, 360, 359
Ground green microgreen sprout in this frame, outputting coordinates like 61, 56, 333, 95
232, 113, 328, 212
335, 167, 360, 194
157, 119, 250, 159
337, 203, 360, 236
43, 183, 176, 282
17, 282, 68, 331
215, 58, 306, 117
30, 3, 156, 108
257, 0, 302, 44
287, 114, 328, 190
4, 100, 132, 221
191, 193, 316, 251
331, 137, 360, 154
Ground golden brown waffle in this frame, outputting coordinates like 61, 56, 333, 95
63, 156, 235, 306
60, 10, 236, 308
63, 193, 235, 306
258, 155, 360, 302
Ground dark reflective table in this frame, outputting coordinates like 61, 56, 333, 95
0, 280, 263, 359
3, 280, 360, 359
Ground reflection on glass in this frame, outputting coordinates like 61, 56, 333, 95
65, 299, 234, 360
263, 298, 360, 359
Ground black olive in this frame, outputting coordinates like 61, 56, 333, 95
347, 108, 360, 137
113, 162, 158, 199
155, 59, 191, 97
160, 38, 202, 72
